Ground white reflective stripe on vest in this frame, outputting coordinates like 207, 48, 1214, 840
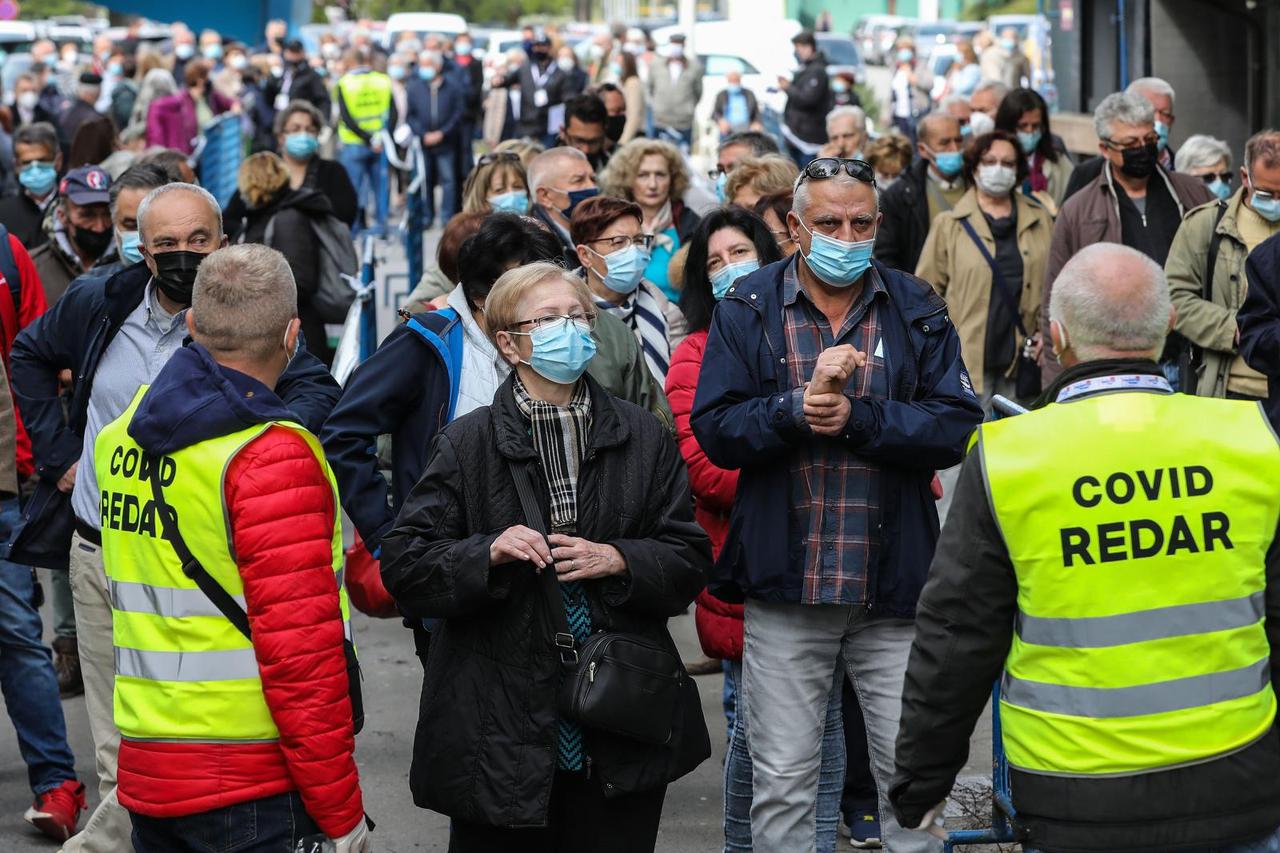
115, 646, 261, 682
110, 579, 247, 619
1016, 591, 1266, 649
1002, 657, 1271, 719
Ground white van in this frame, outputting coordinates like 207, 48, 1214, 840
383, 12, 467, 49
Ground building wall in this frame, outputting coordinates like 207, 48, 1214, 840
785, 0, 964, 30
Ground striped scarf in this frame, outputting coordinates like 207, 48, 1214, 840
512, 375, 594, 771
597, 283, 671, 386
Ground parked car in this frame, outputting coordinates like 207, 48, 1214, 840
383, 12, 467, 49
855, 14, 913, 65
814, 32, 864, 86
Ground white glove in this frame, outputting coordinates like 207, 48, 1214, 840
392, 124, 412, 146
331, 821, 371, 853
911, 800, 948, 839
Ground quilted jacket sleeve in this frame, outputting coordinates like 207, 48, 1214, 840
225, 427, 363, 840
665, 334, 738, 515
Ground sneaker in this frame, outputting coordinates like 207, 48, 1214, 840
849, 810, 882, 849
52, 637, 84, 698
24, 780, 86, 841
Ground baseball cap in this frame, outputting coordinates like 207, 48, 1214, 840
60, 166, 111, 205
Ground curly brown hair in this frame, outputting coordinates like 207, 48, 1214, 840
598, 138, 689, 204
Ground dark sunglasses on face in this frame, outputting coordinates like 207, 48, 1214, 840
477, 151, 522, 167
794, 157, 876, 191
1199, 172, 1233, 184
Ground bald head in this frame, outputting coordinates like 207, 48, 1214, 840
917, 112, 960, 148
1049, 244, 1173, 365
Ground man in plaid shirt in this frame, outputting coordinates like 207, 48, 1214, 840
692, 157, 982, 853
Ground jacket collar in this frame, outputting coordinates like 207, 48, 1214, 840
1035, 357, 1164, 408
952, 188, 1044, 238
1101, 160, 1187, 216
101, 260, 155, 326
491, 372, 630, 462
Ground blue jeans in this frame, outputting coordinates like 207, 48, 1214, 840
0, 497, 77, 795
338, 143, 389, 236
724, 659, 845, 853
130, 792, 321, 852
424, 145, 457, 227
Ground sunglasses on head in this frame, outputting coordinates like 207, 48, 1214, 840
477, 151, 522, 167
794, 157, 876, 191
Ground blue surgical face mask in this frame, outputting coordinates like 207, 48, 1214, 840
455, 42, 473, 56
284, 132, 318, 159
715, 171, 728, 204
1000, 38, 1017, 52
727, 83, 741, 95
107, 62, 123, 76
388, 65, 406, 80
117, 229, 144, 264
419, 66, 437, 81
960, 123, 972, 138
516, 319, 598, 385
19, 161, 57, 196
558, 185, 599, 218
592, 243, 649, 295
798, 220, 876, 288
1208, 178, 1232, 201
175, 43, 195, 60
896, 48, 913, 64
831, 79, 849, 94
489, 189, 530, 215
1250, 177, 1280, 223
710, 258, 759, 300
1017, 130, 1042, 154
1155, 120, 1170, 150
929, 147, 964, 178
202, 43, 223, 60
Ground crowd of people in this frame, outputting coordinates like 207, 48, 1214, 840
1, 12, 1280, 853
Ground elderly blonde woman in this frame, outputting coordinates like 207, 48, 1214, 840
724, 153, 800, 210
599, 138, 699, 301
231, 151, 343, 365
461, 150, 531, 215
1175, 134, 1234, 201
382, 260, 710, 853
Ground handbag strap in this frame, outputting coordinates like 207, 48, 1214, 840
506, 459, 579, 666
145, 456, 252, 640
959, 217, 1029, 338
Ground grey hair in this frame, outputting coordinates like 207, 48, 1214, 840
1093, 92, 1155, 141
1244, 129, 1280, 173
1049, 244, 1170, 360
1174, 134, 1233, 173
527, 146, 588, 194
1126, 76, 1175, 107
109, 163, 173, 219
717, 130, 779, 157
137, 183, 223, 243
971, 78, 1009, 102
825, 105, 867, 136
793, 171, 878, 219
939, 94, 971, 114
190, 245, 297, 361
12, 122, 59, 156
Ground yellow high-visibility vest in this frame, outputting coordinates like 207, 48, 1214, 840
96, 386, 349, 744
979, 387, 1280, 776
337, 71, 392, 145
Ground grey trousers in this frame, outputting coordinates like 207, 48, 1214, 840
742, 600, 942, 853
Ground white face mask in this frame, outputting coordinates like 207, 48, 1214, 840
557, 56, 575, 72
17, 91, 38, 111
976, 163, 1018, 196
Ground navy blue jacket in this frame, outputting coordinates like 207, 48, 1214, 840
690, 257, 983, 616
1240, 232, 1280, 430
320, 309, 460, 556
405, 76, 465, 149
6, 261, 341, 570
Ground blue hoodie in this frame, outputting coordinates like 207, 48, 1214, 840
129, 343, 298, 456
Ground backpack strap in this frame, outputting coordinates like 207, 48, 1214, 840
1204, 199, 1229, 304
0, 224, 23, 319
405, 307, 463, 422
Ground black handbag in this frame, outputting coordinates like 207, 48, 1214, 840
145, 458, 364, 735
508, 458, 683, 746
960, 218, 1042, 400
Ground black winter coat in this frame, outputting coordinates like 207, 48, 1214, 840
783, 52, 832, 145
874, 158, 933, 275
381, 374, 712, 827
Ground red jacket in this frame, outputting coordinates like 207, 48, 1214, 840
666, 329, 744, 661
0, 235, 48, 479
117, 427, 364, 838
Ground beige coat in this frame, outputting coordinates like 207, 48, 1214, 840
915, 188, 1053, 394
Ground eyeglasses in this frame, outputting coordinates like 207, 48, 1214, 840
509, 312, 597, 333
707, 166, 726, 180
769, 228, 794, 245
794, 157, 876, 190
1102, 134, 1159, 151
477, 151, 522, 167
1199, 172, 1233, 184
587, 234, 654, 252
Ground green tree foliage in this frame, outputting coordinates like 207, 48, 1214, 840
961, 0, 1038, 21
353, 0, 574, 27
17, 0, 98, 18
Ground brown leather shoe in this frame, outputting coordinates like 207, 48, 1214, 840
683, 656, 723, 676
51, 637, 84, 698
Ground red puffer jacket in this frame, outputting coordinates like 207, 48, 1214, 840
666, 330, 744, 661
117, 427, 364, 839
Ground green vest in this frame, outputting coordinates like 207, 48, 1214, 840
97, 387, 349, 744
979, 388, 1280, 776
337, 71, 392, 145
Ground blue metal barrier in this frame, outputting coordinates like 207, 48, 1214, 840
196, 113, 243, 208
944, 683, 1019, 850
358, 234, 377, 362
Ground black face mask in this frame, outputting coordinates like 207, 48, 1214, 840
604, 114, 625, 143
151, 249, 209, 305
1119, 142, 1159, 179
72, 225, 113, 260
532, 49, 549, 63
